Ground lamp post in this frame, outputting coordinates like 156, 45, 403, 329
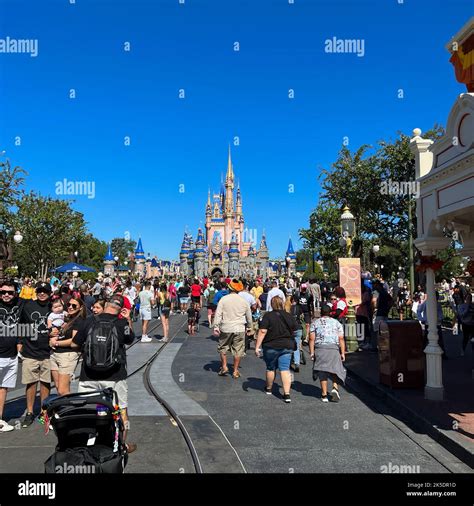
340, 206, 356, 257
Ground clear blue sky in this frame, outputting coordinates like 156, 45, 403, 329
0, 0, 470, 260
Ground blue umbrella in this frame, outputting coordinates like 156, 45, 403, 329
51, 262, 96, 273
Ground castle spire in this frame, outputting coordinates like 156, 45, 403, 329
226, 144, 234, 183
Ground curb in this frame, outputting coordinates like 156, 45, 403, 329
345, 362, 474, 469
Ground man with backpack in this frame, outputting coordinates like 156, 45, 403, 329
71, 294, 136, 453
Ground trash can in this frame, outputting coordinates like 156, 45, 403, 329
378, 320, 424, 388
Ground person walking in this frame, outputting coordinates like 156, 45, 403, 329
213, 279, 252, 378
159, 289, 171, 342
266, 280, 286, 312
289, 294, 304, 373
458, 292, 474, 357
139, 281, 156, 343
204, 282, 217, 327
48, 296, 86, 395
255, 296, 297, 403
309, 304, 346, 403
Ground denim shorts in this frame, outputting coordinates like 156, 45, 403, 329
262, 347, 293, 372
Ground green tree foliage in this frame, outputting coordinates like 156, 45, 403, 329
12, 193, 87, 278
0, 158, 26, 229
111, 238, 137, 266
300, 126, 445, 277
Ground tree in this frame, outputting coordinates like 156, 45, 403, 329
12, 193, 87, 278
111, 238, 137, 266
0, 158, 26, 230
77, 234, 108, 272
301, 125, 445, 271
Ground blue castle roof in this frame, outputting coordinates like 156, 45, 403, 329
104, 244, 114, 261
286, 238, 296, 259
135, 238, 145, 259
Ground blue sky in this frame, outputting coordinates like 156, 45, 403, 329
0, 0, 470, 260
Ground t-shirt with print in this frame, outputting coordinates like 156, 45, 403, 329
310, 317, 343, 346
0, 298, 23, 358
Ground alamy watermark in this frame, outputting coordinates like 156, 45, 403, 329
324, 37, 365, 57
54, 463, 96, 474
55, 179, 96, 199
0, 37, 38, 57
380, 180, 420, 199
380, 462, 420, 473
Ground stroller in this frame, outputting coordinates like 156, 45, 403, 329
42, 388, 128, 474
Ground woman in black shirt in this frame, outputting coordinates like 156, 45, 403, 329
255, 297, 297, 403
49, 297, 86, 395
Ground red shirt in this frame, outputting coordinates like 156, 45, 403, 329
191, 284, 202, 297
203, 278, 209, 289
225, 277, 231, 285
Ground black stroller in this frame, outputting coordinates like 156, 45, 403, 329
42, 388, 128, 474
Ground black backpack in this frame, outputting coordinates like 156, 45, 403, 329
84, 316, 121, 372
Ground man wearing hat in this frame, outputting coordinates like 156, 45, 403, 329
19, 281, 53, 427
213, 279, 252, 378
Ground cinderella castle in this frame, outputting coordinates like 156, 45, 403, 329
179, 148, 274, 279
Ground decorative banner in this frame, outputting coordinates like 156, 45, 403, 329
338, 258, 361, 306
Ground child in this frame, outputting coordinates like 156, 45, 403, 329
194, 303, 200, 333
47, 300, 67, 332
187, 304, 196, 335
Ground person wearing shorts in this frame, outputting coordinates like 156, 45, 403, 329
255, 296, 297, 403
0, 279, 23, 431
72, 294, 136, 453
19, 282, 53, 427
191, 280, 202, 307
213, 280, 252, 379
139, 282, 156, 343
48, 296, 85, 395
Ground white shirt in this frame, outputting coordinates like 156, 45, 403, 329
239, 291, 256, 307
310, 317, 343, 346
266, 287, 286, 311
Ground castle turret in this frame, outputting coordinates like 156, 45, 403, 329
257, 231, 269, 278
285, 237, 296, 276
205, 189, 212, 243
134, 238, 146, 277
228, 231, 240, 278
194, 228, 206, 279
224, 146, 235, 243
179, 232, 190, 277
103, 243, 115, 277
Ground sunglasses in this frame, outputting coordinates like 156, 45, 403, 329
67, 303, 79, 309
36, 290, 50, 295
0, 290, 15, 295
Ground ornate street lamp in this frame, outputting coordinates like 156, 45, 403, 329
340, 206, 356, 257
14, 231, 23, 244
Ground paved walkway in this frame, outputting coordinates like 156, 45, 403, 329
345, 327, 474, 467
171, 321, 472, 473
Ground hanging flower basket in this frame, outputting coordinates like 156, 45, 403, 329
415, 255, 445, 272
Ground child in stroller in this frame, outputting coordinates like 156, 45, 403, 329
42, 388, 129, 473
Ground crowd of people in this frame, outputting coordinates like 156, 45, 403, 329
0, 269, 472, 436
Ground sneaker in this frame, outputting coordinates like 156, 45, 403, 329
321, 395, 329, 403
125, 442, 137, 454
22, 412, 35, 427
330, 388, 340, 402
0, 420, 14, 432
264, 386, 272, 395
141, 336, 152, 343
283, 394, 291, 403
